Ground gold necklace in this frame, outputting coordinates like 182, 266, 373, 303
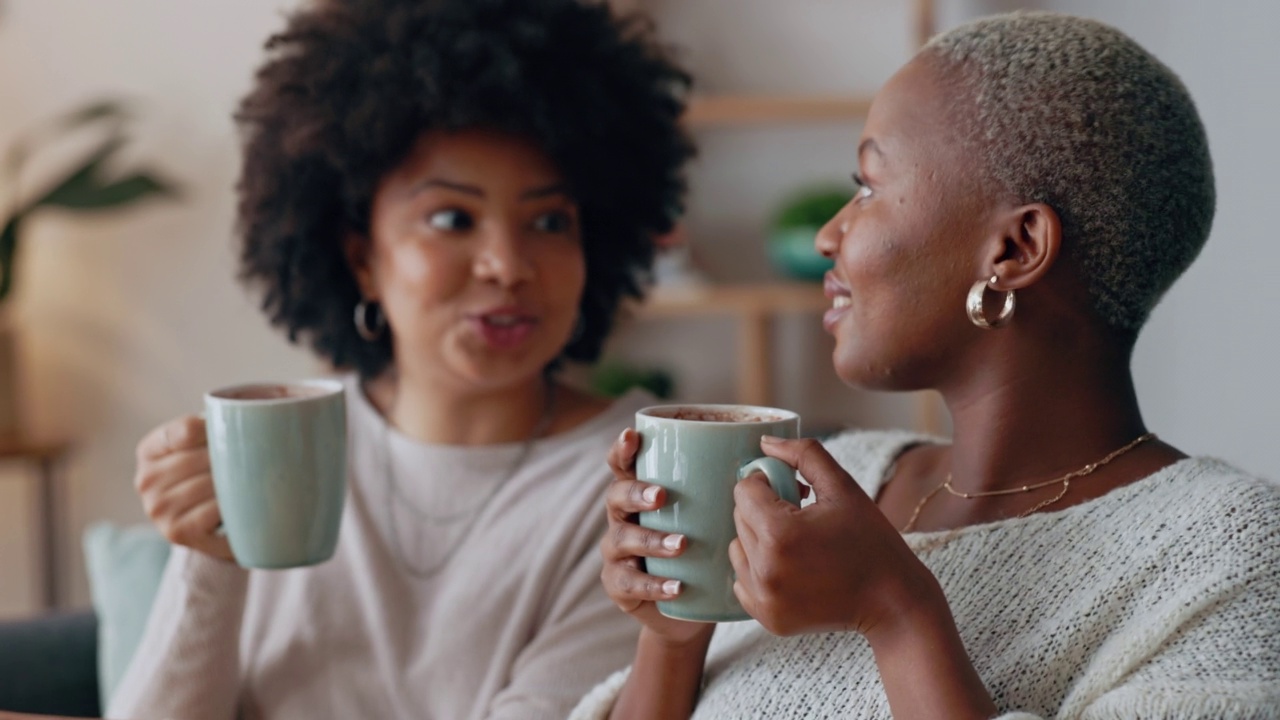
900, 432, 1156, 533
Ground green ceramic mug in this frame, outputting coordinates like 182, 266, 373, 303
204, 379, 346, 569
635, 404, 801, 622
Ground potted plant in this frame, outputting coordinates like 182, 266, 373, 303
766, 185, 851, 281
0, 100, 179, 434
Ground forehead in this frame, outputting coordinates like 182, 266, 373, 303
860, 58, 967, 168
391, 129, 564, 184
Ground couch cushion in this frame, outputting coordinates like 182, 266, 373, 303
82, 522, 170, 710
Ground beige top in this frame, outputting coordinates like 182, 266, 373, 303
110, 377, 651, 720
572, 429, 1280, 719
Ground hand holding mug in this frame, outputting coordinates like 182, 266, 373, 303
134, 415, 234, 562
600, 428, 712, 647
729, 437, 945, 640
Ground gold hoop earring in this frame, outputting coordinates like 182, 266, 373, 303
966, 275, 1015, 329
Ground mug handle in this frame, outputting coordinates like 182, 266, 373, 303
738, 457, 801, 507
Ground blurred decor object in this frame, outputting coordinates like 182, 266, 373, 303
0, 99, 180, 435
767, 185, 851, 281
591, 361, 675, 400
650, 223, 708, 289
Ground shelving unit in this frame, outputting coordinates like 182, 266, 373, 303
638, 284, 828, 408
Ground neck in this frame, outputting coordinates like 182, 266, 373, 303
938, 323, 1148, 493
366, 367, 551, 446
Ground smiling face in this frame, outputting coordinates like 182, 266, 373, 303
817, 58, 999, 391
349, 129, 586, 394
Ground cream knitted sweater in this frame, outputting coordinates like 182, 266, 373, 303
571, 430, 1280, 719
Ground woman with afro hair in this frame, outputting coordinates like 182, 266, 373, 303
113, 0, 693, 718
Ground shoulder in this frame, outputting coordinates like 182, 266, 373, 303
1146, 458, 1280, 550
1086, 457, 1280, 588
818, 428, 940, 497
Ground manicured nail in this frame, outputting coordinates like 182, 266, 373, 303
761, 435, 783, 444
642, 485, 661, 504
662, 534, 684, 551
619, 429, 630, 444
662, 580, 682, 596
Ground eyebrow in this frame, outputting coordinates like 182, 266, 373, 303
409, 179, 572, 201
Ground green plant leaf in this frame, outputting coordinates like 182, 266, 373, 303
773, 187, 853, 230
56, 99, 130, 129
0, 215, 21, 304
41, 172, 176, 211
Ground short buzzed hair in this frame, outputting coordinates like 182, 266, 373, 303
924, 11, 1215, 333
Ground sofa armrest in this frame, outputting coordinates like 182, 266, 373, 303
0, 611, 100, 718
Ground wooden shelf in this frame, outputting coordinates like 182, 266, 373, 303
684, 95, 873, 127
641, 282, 828, 317
632, 283, 828, 407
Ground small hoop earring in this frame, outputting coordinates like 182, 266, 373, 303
966, 275, 1015, 329
354, 300, 386, 342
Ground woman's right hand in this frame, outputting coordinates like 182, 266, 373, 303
134, 415, 235, 562
601, 428, 712, 647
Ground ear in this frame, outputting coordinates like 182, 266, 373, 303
343, 232, 378, 299
979, 202, 1061, 291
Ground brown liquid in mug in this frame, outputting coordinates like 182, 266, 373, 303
215, 384, 331, 401
655, 408, 783, 423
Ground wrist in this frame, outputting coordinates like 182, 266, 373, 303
863, 576, 997, 720
639, 624, 714, 655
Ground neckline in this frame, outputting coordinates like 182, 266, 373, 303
860, 432, 1206, 545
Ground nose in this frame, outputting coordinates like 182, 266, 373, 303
815, 203, 852, 260
473, 225, 535, 288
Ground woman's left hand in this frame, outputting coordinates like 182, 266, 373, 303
729, 436, 943, 639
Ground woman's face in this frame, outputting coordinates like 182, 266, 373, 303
818, 58, 995, 391
353, 129, 586, 393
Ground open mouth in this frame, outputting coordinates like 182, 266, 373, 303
471, 308, 539, 350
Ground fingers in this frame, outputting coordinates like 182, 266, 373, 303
601, 560, 682, 610
760, 437, 865, 504
135, 446, 212, 495
733, 471, 798, 530
606, 428, 641, 482
142, 472, 216, 523
138, 415, 207, 462
159, 496, 227, 555
605, 477, 665, 521
602, 521, 686, 562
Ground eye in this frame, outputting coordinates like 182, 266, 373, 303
852, 172, 872, 201
532, 210, 575, 234
426, 208, 474, 232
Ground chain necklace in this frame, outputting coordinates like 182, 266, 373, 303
382, 382, 556, 580
901, 432, 1156, 533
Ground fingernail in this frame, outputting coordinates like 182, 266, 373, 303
662, 534, 684, 551
761, 435, 783, 443
619, 429, 630, 444
662, 580, 681, 596
642, 485, 661, 504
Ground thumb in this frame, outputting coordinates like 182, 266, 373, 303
759, 436, 867, 505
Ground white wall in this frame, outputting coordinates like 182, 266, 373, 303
1029, 0, 1280, 485
0, 0, 1275, 615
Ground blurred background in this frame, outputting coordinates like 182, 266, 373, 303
0, 0, 1275, 617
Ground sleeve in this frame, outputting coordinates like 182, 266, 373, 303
566, 668, 630, 720
483, 513, 641, 720
106, 546, 250, 720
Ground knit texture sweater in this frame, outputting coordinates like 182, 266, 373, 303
571, 430, 1280, 719
110, 378, 652, 720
